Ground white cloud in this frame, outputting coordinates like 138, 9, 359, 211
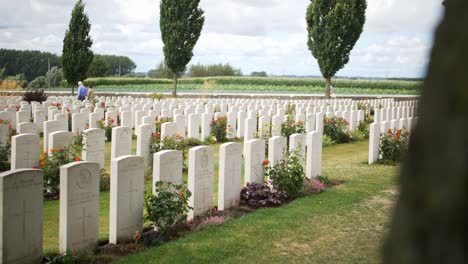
0, 0, 444, 77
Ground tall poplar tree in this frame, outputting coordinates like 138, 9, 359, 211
160, 0, 205, 97
62, 0, 93, 95
306, 0, 366, 98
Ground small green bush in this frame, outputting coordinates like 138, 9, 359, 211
265, 150, 306, 199
379, 128, 410, 163
210, 117, 228, 142
145, 181, 192, 235
28, 76, 46, 89
323, 116, 352, 144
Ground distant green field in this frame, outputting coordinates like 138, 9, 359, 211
74, 76, 421, 95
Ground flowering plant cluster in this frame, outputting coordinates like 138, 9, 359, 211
264, 150, 306, 199
379, 128, 410, 163
154, 116, 173, 134
281, 116, 306, 139
39, 147, 81, 195
97, 117, 117, 141
324, 116, 352, 144
210, 117, 229, 142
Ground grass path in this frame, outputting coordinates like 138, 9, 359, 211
113, 141, 399, 264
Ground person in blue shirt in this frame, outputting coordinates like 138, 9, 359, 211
77, 81, 88, 101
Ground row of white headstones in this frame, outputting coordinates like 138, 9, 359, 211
0, 96, 418, 263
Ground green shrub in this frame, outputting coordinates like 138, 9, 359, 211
322, 135, 335, 147
379, 128, 410, 163
281, 116, 306, 139
210, 117, 228, 142
323, 116, 352, 144
145, 181, 192, 235
265, 150, 306, 199
28, 76, 47, 89
97, 117, 116, 141
40, 147, 81, 194
45, 66, 63, 87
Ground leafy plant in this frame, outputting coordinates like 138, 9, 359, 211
0, 143, 10, 172
40, 147, 81, 194
265, 150, 306, 199
145, 181, 192, 235
281, 116, 306, 140
210, 117, 228, 142
240, 182, 287, 209
97, 117, 116, 141
322, 135, 336, 147
323, 116, 352, 144
22, 89, 48, 103
28, 76, 47, 89
379, 129, 410, 163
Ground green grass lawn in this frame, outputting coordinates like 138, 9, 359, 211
42, 140, 399, 263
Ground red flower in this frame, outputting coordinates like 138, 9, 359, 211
405, 131, 410, 136
387, 129, 393, 135
58, 147, 64, 152
153, 132, 159, 138
263, 160, 270, 166
33, 166, 39, 169
110, 119, 115, 123
211, 120, 215, 124
74, 157, 81, 161
39, 161, 46, 167
50, 148, 56, 153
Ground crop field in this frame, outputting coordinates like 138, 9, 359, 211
48, 77, 422, 95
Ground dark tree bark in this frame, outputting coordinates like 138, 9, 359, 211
384, 1, 468, 264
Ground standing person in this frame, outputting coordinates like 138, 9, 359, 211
87, 85, 96, 101
77, 81, 88, 101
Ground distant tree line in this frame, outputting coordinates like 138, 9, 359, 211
0, 49, 61, 82
0, 48, 137, 88
148, 62, 244, 78
87, 55, 137, 77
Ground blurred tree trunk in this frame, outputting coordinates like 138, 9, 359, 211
384, 1, 468, 263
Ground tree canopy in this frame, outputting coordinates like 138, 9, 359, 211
306, 0, 366, 98
0, 49, 61, 82
160, 0, 205, 96
62, 0, 93, 89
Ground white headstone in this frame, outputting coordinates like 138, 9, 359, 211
306, 131, 322, 178
218, 142, 242, 211
82, 128, 105, 168
111, 126, 133, 159
136, 125, 154, 167
109, 155, 144, 244
17, 122, 37, 135
368, 123, 381, 164
0, 169, 43, 264
152, 150, 183, 194
48, 131, 73, 153
59, 162, 100, 253
268, 136, 287, 166
244, 139, 265, 184
188, 146, 214, 220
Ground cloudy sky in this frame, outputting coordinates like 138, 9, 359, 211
1, 0, 443, 78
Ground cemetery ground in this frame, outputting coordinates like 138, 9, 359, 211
42, 138, 398, 263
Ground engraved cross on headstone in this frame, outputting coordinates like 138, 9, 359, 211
78, 207, 92, 237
